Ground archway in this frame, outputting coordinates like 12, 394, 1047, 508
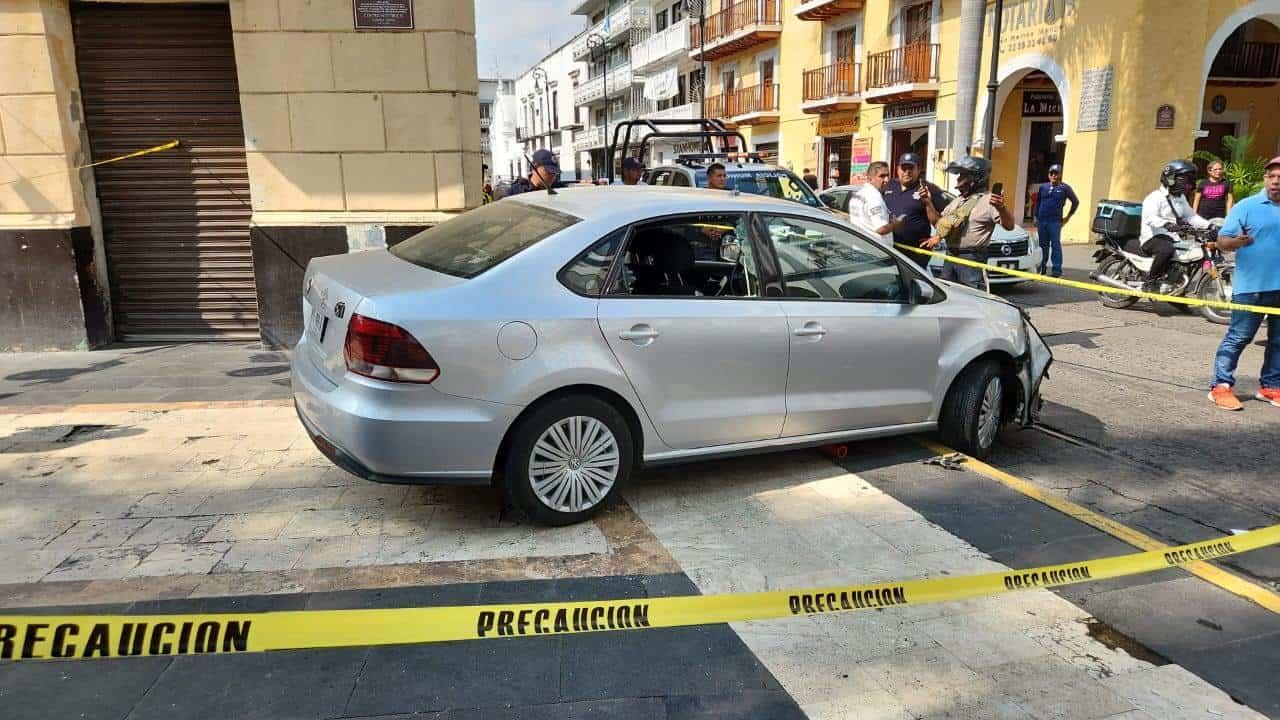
975, 54, 1071, 226
1198, 4, 1280, 179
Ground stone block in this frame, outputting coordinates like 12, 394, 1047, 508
435, 151, 465, 210
246, 152, 345, 211
331, 33, 427, 91
279, 508, 385, 538
0, 155, 75, 213
341, 152, 437, 211
288, 92, 385, 151
0, 547, 72, 584
425, 31, 477, 91
0, 36, 54, 94
1100, 665, 1269, 720
128, 517, 221, 546
128, 542, 231, 577
239, 93, 292, 151
0, 0, 44, 33
413, 0, 474, 31
229, 0, 280, 30
462, 151, 482, 208
0, 95, 63, 154
382, 92, 460, 151
279, 0, 352, 30
214, 538, 310, 573
234, 32, 333, 92
44, 545, 154, 581
202, 512, 295, 542
294, 535, 382, 569
458, 92, 482, 150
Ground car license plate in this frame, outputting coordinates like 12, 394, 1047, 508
996, 260, 1017, 269
308, 308, 328, 343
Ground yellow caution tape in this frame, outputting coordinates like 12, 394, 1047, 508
895, 243, 1280, 317
2, 524, 1277, 661
0, 140, 179, 187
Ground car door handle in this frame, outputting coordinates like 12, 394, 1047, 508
793, 322, 827, 338
619, 325, 660, 343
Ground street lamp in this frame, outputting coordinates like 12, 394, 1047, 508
587, 32, 607, 179
685, 0, 706, 126
532, 66, 552, 148
982, 0, 1005, 161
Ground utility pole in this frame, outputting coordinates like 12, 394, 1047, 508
982, 0, 1005, 161
954, 0, 986, 159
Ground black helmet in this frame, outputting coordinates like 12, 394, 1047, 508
945, 155, 991, 187
1160, 159, 1197, 195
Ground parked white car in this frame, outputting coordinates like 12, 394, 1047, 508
293, 186, 1052, 525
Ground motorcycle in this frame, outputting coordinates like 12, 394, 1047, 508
1089, 224, 1234, 325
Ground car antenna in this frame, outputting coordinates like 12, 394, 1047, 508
523, 152, 557, 196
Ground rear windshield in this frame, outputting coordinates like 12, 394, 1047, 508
389, 202, 579, 278
694, 169, 823, 208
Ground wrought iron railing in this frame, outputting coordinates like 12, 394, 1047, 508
802, 62, 862, 101
865, 43, 939, 89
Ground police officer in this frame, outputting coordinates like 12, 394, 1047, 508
883, 152, 947, 270
506, 149, 561, 196
923, 156, 1015, 290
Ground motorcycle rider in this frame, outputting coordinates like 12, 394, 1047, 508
1137, 160, 1211, 292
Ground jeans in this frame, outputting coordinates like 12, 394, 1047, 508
940, 250, 989, 290
1212, 290, 1280, 389
1037, 220, 1063, 274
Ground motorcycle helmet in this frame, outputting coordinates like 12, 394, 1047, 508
945, 155, 991, 192
1160, 159, 1197, 197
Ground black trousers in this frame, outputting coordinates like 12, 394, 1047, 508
1132, 235, 1176, 281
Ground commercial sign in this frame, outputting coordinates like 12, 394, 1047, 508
992, 0, 1079, 55
817, 111, 859, 137
353, 0, 414, 30
1021, 91, 1062, 117
884, 99, 937, 121
850, 137, 873, 182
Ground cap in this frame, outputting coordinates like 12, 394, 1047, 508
1267, 156, 1280, 170
531, 148, 559, 169
1048, 163, 1063, 174
621, 157, 645, 171
897, 152, 921, 167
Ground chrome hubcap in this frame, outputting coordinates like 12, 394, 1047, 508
529, 416, 620, 513
977, 377, 1003, 448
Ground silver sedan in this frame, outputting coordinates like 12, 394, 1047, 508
292, 186, 1052, 525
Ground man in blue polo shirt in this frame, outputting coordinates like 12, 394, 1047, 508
1033, 164, 1079, 277
1208, 156, 1280, 411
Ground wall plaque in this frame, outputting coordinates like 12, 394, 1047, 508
1077, 65, 1113, 132
1155, 104, 1176, 129
354, 0, 414, 30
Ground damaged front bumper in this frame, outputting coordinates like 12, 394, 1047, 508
1014, 312, 1053, 427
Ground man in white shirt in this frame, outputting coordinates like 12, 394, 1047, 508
848, 161, 902, 245
1137, 159, 1210, 290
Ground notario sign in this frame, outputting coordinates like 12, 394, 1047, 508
991, 0, 1079, 55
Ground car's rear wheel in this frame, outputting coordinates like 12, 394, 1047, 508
939, 360, 1005, 459
504, 396, 634, 526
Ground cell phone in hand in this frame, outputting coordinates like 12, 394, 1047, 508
991, 182, 1004, 196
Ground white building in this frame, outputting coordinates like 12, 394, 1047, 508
478, 79, 498, 181
628, 0, 706, 167
488, 78, 522, 184
515, 38, 588, 181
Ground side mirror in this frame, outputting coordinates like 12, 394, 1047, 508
821, 195, 839, 209
720, 233, 743, 264
913, 278, 936, 304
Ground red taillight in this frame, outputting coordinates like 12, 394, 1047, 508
343, 314, 439, 383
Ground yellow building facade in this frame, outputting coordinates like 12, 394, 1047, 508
763, 0, 1280, 244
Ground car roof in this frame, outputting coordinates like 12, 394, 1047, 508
652, 163, 788, 173
508, 185, 828, 225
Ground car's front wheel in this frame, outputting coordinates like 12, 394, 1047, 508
939, 360, 1005, 459
504, 396, 634, 525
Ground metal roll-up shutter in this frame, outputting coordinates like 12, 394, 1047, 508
73, 3, 259, 341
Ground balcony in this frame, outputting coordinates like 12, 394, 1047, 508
571, 2, 636, 61
640, 101, 700, 121
702, 92, 734, 123
727, 84, 779, 125
801, 62, 861, 113
516, 127, 532, 142
631, 19, 690, 72
480, 117, 492, 129
574, 66, 635, 106
690, 0, 782, 62
793, 0, 864, 21
481, 138, 492, 154
1208, 42, 1280, 86
862, 43, 940, 104
573, 125, 611, 153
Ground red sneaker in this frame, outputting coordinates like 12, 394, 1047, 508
1210, 384, 1243, 411
1256, 388, 1280, 407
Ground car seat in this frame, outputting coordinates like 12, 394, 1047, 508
628, 230, 696, 295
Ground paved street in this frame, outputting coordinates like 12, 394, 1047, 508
1, 245, 1277, 718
